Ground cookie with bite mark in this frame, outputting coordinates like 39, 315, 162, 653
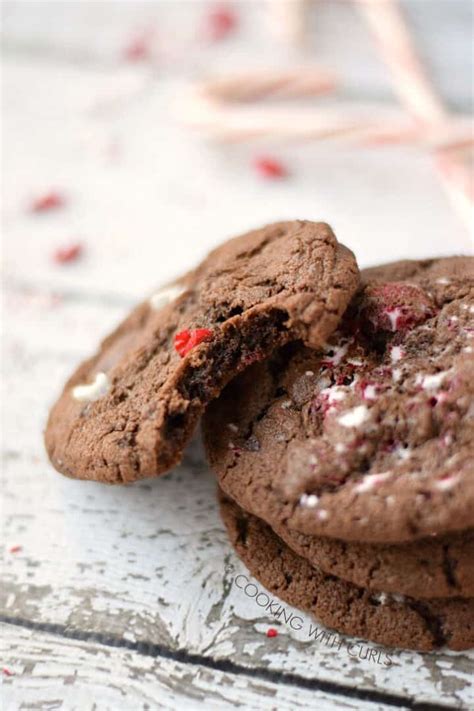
45, 221, 358, 483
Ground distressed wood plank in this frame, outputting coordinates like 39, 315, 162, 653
2, 623, 380, 711
2, 57, 471, 305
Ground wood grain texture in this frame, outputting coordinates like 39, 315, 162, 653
3, 623, 381, 711
2, 2, 473, 708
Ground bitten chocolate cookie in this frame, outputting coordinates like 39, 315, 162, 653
45, 221, 358, 483
220, 492, 474, 651
205, 257, 474, 545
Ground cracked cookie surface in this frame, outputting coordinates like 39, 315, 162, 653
45, 221, 358, 483
220, 492, 474, 651
205, 257, 474, 546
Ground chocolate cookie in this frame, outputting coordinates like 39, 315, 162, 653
204, 257, 474, 544
45, 221, 358, 483
220, 492, 474, 651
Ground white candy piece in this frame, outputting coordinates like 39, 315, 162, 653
386, 307, 402, 331
299, 493, 319, 508
416, 370, 448, 391
354, 471, 391, 494
390, 345, 404, 363
337, 405, 369, 428
149, 284, 186, 310
72, 372, 110, 402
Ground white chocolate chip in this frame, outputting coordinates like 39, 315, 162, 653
72, 372, 110, 402
337, 405, 369, 428
149, 284, 185, 310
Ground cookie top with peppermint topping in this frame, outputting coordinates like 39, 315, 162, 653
45, 221, 358, 483
204, 257, 474, 544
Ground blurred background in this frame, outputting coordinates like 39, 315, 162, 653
2, 0, 473, 306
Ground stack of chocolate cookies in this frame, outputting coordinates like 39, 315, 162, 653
45, 221, 474, 651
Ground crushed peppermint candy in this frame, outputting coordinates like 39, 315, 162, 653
354, 472, 391, 494
204, 4, 238, 41
299, 493, 319, 508
29, 190, 65, 213
53, 243, 83, 265
416, 371, 448, 391
434, 474, 460, 491
321, 341, 349, 367
390, 345, 405, 363
266, 628, 278, 638
9, 545, 22, 554
149, 284, 186, 310
386, 307, 403, 331
317, 509, 329, 520
174, 328, 213, 357
73, 372, 110, 402
362, 383, 377, 401
253, 156, 288, 179
337, 405, 369, 428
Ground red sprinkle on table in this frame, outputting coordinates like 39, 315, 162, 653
53, 243, 83, 265
253, 156, 288, 179
266, 628, 278, 638
9, 545, 22, 554
205, 5, 238, 41
2, 668, 14, 677
123, 33, 152, 62
174, 328, 213, 357
30, 191, 65, 213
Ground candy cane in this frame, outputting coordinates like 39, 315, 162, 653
357, 0, 473, 230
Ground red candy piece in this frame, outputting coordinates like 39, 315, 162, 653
123, 33, 152, 62
3, 668, 14, 677
53, 243, 83, 265
174, 328, 213, 357
30, 191, 65, 213
9, 545, 22, 554
205, 5, 238, 41
360, 283, 435, 334
254, 156, 288, 180
266, 628, 278, 638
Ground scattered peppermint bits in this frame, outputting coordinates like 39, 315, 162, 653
435, 474, 460, 491
8, 545, 22, 554
392, 368, 402, 382
174, 328, 213, 357
2, 668, 14, 677
122, 32, 153, 62
299, 493, 319, 508
361, 383, 377, 401
72, 372, 110, 402
266, 628, 278, 638
204, 5, 238, 41
317, 509, 329, 521
354, 472, 391, 494
149, 284, 186, 310
337, 405, 369, 428
321, 341, 349, 367
390, 345, 405, 363
53, 243, 83, 265
436, 277, 450, 285
253, 156, 288, 180
29, 190, 65, 213
416, 371, 448, 391
374, 592, 388, 605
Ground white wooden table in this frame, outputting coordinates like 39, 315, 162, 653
2, 2, 473, 709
